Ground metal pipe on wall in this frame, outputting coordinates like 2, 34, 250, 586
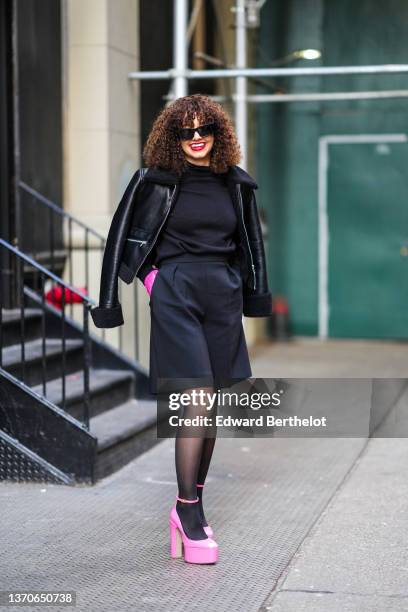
245, 90, 408, 102
129, 64, 408, 80
164, 90, 408, 103
235, 0, 247, 170
173, 0, 188, 99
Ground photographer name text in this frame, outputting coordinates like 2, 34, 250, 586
168, 415, 327, 428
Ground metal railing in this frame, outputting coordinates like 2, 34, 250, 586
0, 239, 94, 429
18, 182, 140, 361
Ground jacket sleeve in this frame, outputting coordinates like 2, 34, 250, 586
90, 169, 142, 328
242, 190, 273, 318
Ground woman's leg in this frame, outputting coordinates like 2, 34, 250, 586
175, 385, 215, 540
196, 397, 218, 526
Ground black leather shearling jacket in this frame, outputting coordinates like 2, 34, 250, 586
91, 164, 273, 328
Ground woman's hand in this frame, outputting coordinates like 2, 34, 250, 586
144, 268, 159, 296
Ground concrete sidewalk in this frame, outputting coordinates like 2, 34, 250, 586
263, 387, 408, 611
249, 336, 408, 377
0, 435, 367, 612
263, 435, 408, 611
0, 340, 406, 611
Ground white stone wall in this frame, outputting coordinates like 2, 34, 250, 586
62, 0, 150, 368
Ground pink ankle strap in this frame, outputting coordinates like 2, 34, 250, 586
176, 495, 199, 503
196, 483, 204, 488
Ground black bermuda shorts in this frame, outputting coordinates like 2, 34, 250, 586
148, 253, 252, 395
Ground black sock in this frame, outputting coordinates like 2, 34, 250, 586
175, 498, 206, 540
196, 483, 207, 527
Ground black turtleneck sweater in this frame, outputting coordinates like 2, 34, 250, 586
138, 161, 238, 282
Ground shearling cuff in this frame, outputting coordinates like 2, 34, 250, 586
90, 304, 124, 328
243, 292, 273, 317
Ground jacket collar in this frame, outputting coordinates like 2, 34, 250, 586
143, 164, 258, 189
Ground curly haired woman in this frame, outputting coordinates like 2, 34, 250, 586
91, 93, 272, 564
138, 93, 272, 565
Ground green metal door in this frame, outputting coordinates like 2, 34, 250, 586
327, 139, 408, 338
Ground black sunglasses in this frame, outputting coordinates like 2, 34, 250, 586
177, 123, 217, 141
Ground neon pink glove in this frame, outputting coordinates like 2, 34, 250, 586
144, 269, 159, 296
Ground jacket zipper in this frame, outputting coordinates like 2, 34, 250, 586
127, 238, 147, 244
134, 184, 178, 276
236, 185, 256, 290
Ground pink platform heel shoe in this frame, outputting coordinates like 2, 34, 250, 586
169, 496, 218, 564
197, 483, 214, 538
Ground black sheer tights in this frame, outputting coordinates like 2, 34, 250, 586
175, 386, 218, 540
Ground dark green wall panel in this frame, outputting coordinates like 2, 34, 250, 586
257, 0, 408, 337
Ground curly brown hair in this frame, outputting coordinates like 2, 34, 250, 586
142, 94, 242, 176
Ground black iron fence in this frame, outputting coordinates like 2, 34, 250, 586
18, 181, 140, 361
0, 239, 93, 429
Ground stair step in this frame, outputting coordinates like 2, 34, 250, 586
90, 398, 157, 451
1, 338, 84, 386
1, 308, 44, 347
31, 368, 135, 420
91, 398, 162, 480
1, 308, 43, 323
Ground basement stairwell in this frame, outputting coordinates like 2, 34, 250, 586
0, 184, 160, 485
